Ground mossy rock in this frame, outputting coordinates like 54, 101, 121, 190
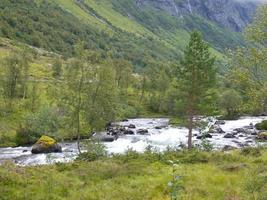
255, 120, 267, 130
257, 132, 267, 140
31, 135, 62, 154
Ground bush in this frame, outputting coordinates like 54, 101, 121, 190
77, 140, 107, 162
15, 126, 40, 146
219, 89, 242, 119
15, 106, 61, 146
255, 120, 267, 130
24, 106, 61, 137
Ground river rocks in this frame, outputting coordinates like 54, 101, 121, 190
137, 129, 149, 135
224, 133, 236, 139
124, 129, 135, 135
93, 133, 115, 142
196, 133, 212, 139
215, 120, 226, 125
234, 128, 245, 133
127, 124, 136, 129
209, 125, 225, 134
31, 135, 62, 154
234, 127, 257, 135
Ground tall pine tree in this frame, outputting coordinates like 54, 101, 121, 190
178, 31, 216, 149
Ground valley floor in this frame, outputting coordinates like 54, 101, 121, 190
1, 148, 267, 200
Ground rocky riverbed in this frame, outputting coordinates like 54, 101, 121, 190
0, 116, 266, 166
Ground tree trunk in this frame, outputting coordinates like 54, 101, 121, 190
77, 109, 81, 154
188, 113, 193, 149
76, 65, 84, 155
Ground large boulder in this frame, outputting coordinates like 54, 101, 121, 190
93, 133, 115, 142
31, 135, 62, 154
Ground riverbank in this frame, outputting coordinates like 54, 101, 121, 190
1, 147, 267, 200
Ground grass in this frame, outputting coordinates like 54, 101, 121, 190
52, 0, 108, 31
83, 0, 154, 36
0, 148, 267, 200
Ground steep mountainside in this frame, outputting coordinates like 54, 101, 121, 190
135, 0, 257, 32
0, 0, 261, 68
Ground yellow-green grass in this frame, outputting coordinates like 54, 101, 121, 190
83, 0, 154, 37
51, 0, 109, 31
0, 149, 266, 200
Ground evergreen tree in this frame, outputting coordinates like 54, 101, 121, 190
178, 31, 216, 149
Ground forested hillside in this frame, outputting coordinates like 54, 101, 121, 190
0, 0, 255, 69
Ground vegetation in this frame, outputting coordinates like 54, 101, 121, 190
0, 1, 266, 200
0, 148, 267, 199
256, 120, 267, 131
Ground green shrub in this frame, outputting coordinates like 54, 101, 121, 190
219, 89, 242, 120
77, 140, 107, 162
255, 120, 267, 130
15, 126, 40, 146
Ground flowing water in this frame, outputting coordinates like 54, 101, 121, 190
0, 116, 266, 166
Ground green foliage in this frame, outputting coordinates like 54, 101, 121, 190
15, 106, 60, 145
227, 6, 267, 116
199, 139, 214, 152
25, 106, 60, 137
15, 126, 40, 146
78, 140, 108, 162
178, 31, 217, 116
52, 58, 62, 79
256, 120, 267, 130
219, 89, 243, 119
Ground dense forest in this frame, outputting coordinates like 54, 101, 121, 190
0, 0, 266, 199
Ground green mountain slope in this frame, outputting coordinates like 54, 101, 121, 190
0, 0, 249, 68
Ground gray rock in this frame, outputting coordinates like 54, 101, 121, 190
215, 120, 226, 125
196, 133, 212, 139
224, 133, 236, 138
93, 134, 116, 142
32, 143, 62, 154
155, 125, 166, 129
127, 124, 136, 129
137, 129, 149, 135
124, 130, 135, 135
209, 125, 225, 134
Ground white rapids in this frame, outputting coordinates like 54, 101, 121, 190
0, 116, 266, 166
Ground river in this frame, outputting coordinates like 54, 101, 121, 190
0, 116, 266, 166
